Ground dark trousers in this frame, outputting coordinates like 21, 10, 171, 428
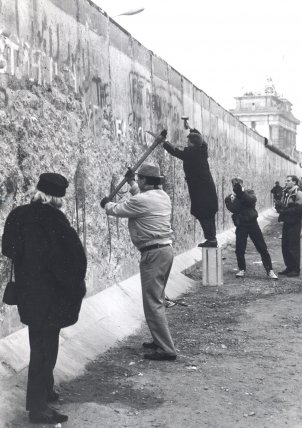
26, 328, 60, 412
282, 222, 301, 272
235, 220, 272, 272
197, 216, 217, 241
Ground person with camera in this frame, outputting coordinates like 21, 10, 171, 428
225, 177, 278, 279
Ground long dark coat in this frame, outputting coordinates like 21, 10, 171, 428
2, 201, 87, 330
163, 140, 218, 219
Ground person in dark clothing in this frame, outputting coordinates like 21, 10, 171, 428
270, 181, 283, 204
225, 177, 278, 279
2, 173, 87, 425
275, 175, 302, 277
163, 122, 218, 247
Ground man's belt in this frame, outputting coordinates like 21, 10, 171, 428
140, 243, 171, 253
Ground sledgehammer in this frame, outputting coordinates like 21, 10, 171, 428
107, 129, 167, 201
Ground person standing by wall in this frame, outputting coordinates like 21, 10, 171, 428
162, 122, 218, 248
2, 173, 87, 425
101, 162, 176, 361
270, 181, 283, 205
275, 175, 302, 277
225, 177, 278, 279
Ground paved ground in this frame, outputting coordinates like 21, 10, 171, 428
5, 216, 302, 428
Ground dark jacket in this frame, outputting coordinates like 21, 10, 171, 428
276, 186, 302, 224
225, 189, 258, 226
270, 185, 283, 201
2, 201, 87, 330
163, 135, 218, 218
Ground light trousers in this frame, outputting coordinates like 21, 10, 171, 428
139, 245, 176, 356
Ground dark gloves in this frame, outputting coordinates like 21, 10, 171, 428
100, 197, 110, 208
124, 167, 135, 183
154, 129, 168, 145
233, 183, 243, 196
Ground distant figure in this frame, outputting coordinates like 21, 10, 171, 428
225, 177, 278, 279
2, 173, 87, 425
163, 121, 218, 247
275, 175, 302, 277
101, 162, 177, 361
270, 181, 283, 204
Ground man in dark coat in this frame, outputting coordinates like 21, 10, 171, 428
270, 181, 283, 205
225, 177, 277, 279
2, 173, 87, 425
275, 175, 302, 277
163, 124, 218, 247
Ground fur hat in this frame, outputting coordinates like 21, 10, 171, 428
37, 173, 69, 197
188, 128, 203, 146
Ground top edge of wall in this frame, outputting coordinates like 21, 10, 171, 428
49, 0, 276, 151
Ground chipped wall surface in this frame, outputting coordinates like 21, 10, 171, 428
0, 0, 300, 337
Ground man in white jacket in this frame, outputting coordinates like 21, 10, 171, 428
101, 163, 176, 361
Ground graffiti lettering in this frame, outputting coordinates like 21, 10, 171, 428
91, 77, 109, 109
0, 87, 8, 108
115, 119, 127, 139
0, 34, 19, 75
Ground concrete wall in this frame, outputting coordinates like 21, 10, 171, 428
0, 0, 300, 338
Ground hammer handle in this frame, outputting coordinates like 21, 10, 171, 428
107, 131, 166, 200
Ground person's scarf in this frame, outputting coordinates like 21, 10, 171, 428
283, 185, 299, 207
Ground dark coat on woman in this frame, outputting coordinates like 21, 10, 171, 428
2, 201, 87, 330
163, 134, 218, 219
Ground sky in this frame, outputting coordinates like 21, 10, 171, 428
92, 0, 302, 149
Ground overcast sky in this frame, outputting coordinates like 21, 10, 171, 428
92, 0, 302, 149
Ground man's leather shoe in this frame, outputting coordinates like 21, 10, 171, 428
198, 240, 218, 248
47, 389, 59, 402
142, 341, 158, 349
144, 352, 176, 361
287, 271, 300, 277
278, 269, 290, 275
29, 409, 68, 424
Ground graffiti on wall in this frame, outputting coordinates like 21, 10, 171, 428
127, 71, 182, 143
0, 23, 110, 109
0, 21, 182, 146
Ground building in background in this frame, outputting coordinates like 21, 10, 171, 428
230, 78, 300, 159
